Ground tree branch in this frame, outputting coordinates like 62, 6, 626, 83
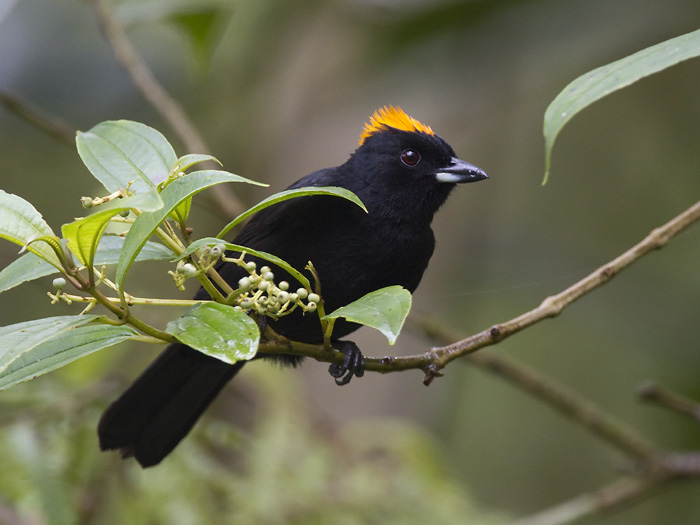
509, 474, 667, 525
0, 91, 75, 147
637, 382, 700, 423
262, 199, 700, 386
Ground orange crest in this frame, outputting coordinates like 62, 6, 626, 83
358, 106, 434, 146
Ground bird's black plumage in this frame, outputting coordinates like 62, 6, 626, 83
98, 107, 487, 467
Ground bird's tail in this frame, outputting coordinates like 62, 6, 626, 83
98, 343, 244, 468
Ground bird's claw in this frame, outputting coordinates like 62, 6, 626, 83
328, 341, 365, 386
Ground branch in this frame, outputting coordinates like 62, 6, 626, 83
88, 0, 243, 218
425, 199, 700, 377
269, 198, 700, 383
0, 91, 75, 147
637, 382, 700, 423
509, 474, 666, 525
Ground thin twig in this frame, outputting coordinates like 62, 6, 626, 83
509, 474, 666, 525
0, 91, 75, 146
637, 382, 700, 423
88, 0, 243, 218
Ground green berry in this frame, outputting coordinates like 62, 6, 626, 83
258, 280, 270, 291
307, 301, 317, 312
180, 263, 198, 277
279, 281, 289, 291
238, 277, 251, 291
245, 261, 256, 272
277, 291, 289, 304
260, 266, 271, 274
308, 293, 320, 304
52, 277, 67, 290
119, 209, 130, 217
296, 288, 308, 300
81, 197, 93, 208
263, 271, 275, 281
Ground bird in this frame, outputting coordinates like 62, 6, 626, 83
98, 106, 488, 467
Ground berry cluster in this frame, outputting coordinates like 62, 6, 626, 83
234, 261, 320, 319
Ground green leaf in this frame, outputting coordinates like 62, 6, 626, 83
0, 238, 173, 294
116, 170, 264, 287
0, 189, 62, 269
0, 251, 56, 293
179, 237, 312, 290
543, 28, 700, 183
76, 120, 178, 193
0, 316, 139, 391
61, 190, 163, 267
217, 186, 366, 238
322, 286, 412, 344
172, 153, 222, 173
165, 302, 259, 364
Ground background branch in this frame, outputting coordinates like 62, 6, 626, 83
0, 91, 75, 147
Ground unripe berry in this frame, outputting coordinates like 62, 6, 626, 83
179, 263, 198, 277
308, 293, 320, 304
52, 277, 67, 290
296, 288, 308, 300
245, 261, 256, 272
306, 301, 317, 312
238, 277, 251, 291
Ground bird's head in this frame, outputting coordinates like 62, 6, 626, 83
345, 106, 487, 222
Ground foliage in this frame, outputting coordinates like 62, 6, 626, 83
0, 120, 411, 391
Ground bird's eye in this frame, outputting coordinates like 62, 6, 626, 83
400, 149, 421, 167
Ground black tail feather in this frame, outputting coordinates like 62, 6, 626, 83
98, 343, 244, 468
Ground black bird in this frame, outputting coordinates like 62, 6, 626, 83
98, 106, 487, 467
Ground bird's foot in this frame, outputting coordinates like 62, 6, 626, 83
328, 340, 365, 386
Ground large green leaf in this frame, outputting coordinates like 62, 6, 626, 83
116, 170, 264, 287
0, 316, 139, 391
165, 302, 259, 364
0, 189, 62, 269
543, 28, 700, 183
322, 286, 411, 344
76, 120, 178, 193
61, 190, 163, 267
0, 238, 173, 294
217, 186, 366, 238
179, 237, 311, 290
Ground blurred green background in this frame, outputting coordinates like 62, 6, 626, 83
1, 0, 700, 523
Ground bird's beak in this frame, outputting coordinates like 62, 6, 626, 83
435, 157, 488, 184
